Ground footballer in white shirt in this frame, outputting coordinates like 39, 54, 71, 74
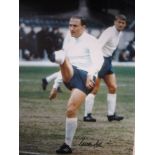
84, 14, 127, 122
48, 16, 103, 154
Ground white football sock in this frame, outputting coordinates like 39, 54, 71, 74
84, 94, 95, 116
107, 93, 117, 116
46, 72, 59, 83
65, 117, 77, 147
55, 50, 65, 65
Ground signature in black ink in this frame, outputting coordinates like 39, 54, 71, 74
78, 136, 103, 148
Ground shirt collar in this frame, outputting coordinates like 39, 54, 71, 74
75, 31, 86, 41
113, 25, 121, 35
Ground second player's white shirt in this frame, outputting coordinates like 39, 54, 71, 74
63, 31, 104, 76
98, 26, 122, 57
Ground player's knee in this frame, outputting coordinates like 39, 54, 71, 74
66, 108, 76, 117
108, 84, 117, 93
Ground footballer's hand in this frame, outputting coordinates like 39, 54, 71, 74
86, 76, 95, 90
49, 88, 58, 100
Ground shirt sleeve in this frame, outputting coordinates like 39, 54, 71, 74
98, 28, 111, 49
88, 38, 104, 78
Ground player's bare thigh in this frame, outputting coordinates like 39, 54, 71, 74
60, 58, 74, 83
66, 88, 86, 118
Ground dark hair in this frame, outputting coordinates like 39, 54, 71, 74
70, 16, 87, 26
115, 14, 127, 21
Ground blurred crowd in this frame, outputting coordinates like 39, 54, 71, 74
19, 23, 135, 62
19, 23, 64, 60
118, 38, 135, 62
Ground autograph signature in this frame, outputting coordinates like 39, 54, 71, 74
78, 136, 103, 148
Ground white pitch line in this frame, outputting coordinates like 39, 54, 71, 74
19, 151, 40, 155
19, 60, 135, 67
19, 151, 51, 155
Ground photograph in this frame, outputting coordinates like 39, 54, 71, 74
19, 0, 135, 154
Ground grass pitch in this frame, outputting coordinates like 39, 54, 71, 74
19, 66, 135, 155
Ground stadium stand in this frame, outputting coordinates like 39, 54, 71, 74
19, 0, 135, 61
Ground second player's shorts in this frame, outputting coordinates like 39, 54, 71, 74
64, 66, 94, 95
98, 56, 114, 78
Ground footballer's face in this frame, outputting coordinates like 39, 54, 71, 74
114, 19, 127, 32
69, 18, 85, 38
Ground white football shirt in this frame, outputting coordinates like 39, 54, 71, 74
98, 26, 122, 57
63, 31, 104, 76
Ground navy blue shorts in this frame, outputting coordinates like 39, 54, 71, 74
98, 56, 114, 78
63, 66, 94, 95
